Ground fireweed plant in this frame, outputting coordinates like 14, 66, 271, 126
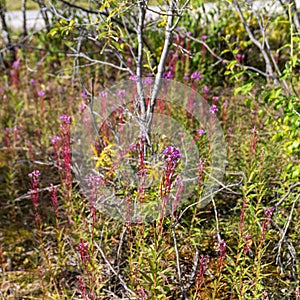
0, 1, 299, 299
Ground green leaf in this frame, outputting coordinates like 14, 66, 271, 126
97, 32, 107, 39
234, 82, 254, 96
47, 27, 60, 38
140, 270, 153, 283
111, 40, 123, 52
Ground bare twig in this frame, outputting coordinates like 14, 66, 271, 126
274, 182, 300, 207
232, 0, 277, 82
22, 0, 27, 36
136, 0, 146, 121
102, 289, 122, 299
188, 35, 270, 77
183, 246, 200, 294
251, 8, 290, 93
211, 193, 221, 243
94, 241, 136, 296
12, 183, 61, 203
36, 0, 51, 32
116, 227, 127, 266
279, 0, 300, 32
170, 0, 190, 31
147, 0, 176, 127
275, 194, 300, 268
0, 1, 15, 64
67, 51, 132, 72
172, 225, 188, 300
175, 181, 242, 226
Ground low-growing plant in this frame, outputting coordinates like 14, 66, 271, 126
0, 0, 299, 299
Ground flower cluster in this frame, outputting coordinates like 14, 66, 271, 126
161, 146, 182, 208
81, 91, 87, 99
78, 240, 90, 267
12, 60, 20, 69
50, 184, 58, 207
212, 96, 220, 103
163, 70, 173, 79
37, 90, 46, 97
99, 91, 107, 98
219, 239, 227, 258
202, 86, 209, 93
117, 89, 126, 98
191, 71, 202, 80
236, 53, 245, 63
163, 146, 182, 166
52, 115, 72, 191
60, 114, 71, 124
261, 206, 274, 236
28, 170, 41, 182
142, 77, 153, 84
87, 174, 102, 187
129, 75, 137, 81
210, 104, 218, 114
28, 170, 41, 224
197, 129, 205, 135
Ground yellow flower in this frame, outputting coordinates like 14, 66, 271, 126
90, 143, 118, 168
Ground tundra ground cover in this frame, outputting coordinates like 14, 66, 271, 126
0, 0, 299, 299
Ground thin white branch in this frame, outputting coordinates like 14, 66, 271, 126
136, 0, 146, 121
67, 51, 132, 72
175, 181, 241, 226
275, 193, 300, 266
275, 182, 300, 207
172, 225, 188, 299
188, 35, 270, 77
147, 0, 176, 126
13, 183, 61, 203
232, 0, 275, 80
211, 193, 221, 244
94, 241, 136, 296
170, 0, 190, 31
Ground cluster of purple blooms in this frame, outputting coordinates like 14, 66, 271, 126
163, 146, 182, 165
163, 70, 173, 79
117, 89, 126, 98
129, 75, 153, 84
28, 170, 41, 209
37, 90, 46, 97
191, 71, 202, 80
99, 91, 108, 98
209, 104, 218, 114
28, 169, 41, 180
60, 114, 71, 124
197, 129, 205, 135
87, 174, 102, 187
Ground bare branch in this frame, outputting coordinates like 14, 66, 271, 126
136, 0, 146, 121
183, 246, 200, 294
175, 181, 242, 226
172, 225, 188, 299
22, 0, 27, 36
12, 183, 61, 203
251, 8, 290, 93
275, 182, 300, 207
67, 50, 133, 73
188, 35, 270, 77
275, 193, 300, 268
0, 1, 16, 64
94, 241, 136, 297
232, 0, 276, 81
147, 0, 176, 126
170, 0, 190, 31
